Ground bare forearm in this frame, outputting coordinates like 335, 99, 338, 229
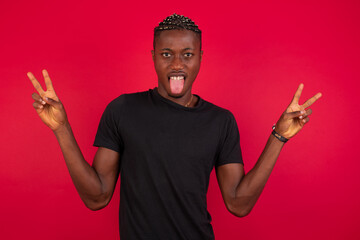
220, 84, 321, 217
54, 123, 105, 207
233, 134, 284, 216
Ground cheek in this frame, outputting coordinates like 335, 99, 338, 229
155, 59, 169, 69
154, 61, 166, 74
188, 61, 201, 74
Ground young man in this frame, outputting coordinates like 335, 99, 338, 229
28, 14, 321, 240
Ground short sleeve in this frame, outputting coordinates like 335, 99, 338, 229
93, 98, 124, 153
215, 112, 243, 167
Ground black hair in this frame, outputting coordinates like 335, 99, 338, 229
153, 13, 202, 49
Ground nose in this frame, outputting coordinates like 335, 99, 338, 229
170, 55, 184, 71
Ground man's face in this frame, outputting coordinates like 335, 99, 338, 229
152, 30, 202, 98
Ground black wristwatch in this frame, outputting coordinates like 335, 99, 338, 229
272, 124, 289, 143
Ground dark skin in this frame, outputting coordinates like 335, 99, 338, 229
29, 70, 119, 210
28, 29, 322, 215
151, 30, 203, 107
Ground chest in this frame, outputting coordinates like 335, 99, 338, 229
118, 107, 222, 179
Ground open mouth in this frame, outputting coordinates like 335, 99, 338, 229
168, 75, 186, 81
168, 75, 186, 94
168, 76, 185, 81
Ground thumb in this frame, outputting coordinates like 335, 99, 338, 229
43, 96, 62, 108
284, 110, 305, 120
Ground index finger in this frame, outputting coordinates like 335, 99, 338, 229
290, 83, 304, 105
42, 69, 55, 91
301, 92, 322, 109
27, 72, 45, 94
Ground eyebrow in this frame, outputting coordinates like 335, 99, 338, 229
160, 48, 194, 51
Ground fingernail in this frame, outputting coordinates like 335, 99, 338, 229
299, 116, 303, 119
301, 110, 305, 114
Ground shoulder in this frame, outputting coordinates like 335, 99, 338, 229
201, 98, 236, 122
106, 90, 150, 110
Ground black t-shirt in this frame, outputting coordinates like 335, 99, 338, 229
94, 88, 243, 240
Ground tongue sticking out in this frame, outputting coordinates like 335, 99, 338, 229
169, 78, 184, 94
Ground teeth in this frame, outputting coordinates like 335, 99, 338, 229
170, 76, 184, 80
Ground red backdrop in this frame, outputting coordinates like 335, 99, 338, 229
1, 0, 359, 239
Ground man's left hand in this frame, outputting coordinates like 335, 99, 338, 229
274, 83, 322, 139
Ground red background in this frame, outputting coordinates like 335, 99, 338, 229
1, 0, 359, 239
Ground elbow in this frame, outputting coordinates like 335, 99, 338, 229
233, 209, 251, 218
228, 207, 251, 218
226, 202, 252, 218
84, 201, 107, 211
82, 194, 111, 211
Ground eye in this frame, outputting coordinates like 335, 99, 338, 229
161, 52, 171, 57
184, 53, 193, 57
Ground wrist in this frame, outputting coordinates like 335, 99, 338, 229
53, 121, 71, 136
272, 124, 289, 143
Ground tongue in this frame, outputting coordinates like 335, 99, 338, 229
169, 78, 184, 94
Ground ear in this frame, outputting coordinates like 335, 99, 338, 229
151, 50, 155, 61
200, 50, 203, 61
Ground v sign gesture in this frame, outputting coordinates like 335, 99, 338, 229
28, 69, 68, 132
275, 83, 322, 139
215, 84, 322, 218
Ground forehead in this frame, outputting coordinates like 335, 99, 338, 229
154, 30, 201, 50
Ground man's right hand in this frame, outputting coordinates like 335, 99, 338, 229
28, 69, 68, 132
28, 69, 120, 211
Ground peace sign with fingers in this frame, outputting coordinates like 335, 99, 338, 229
274, 83, 322, 139
28, 69, 68, 132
